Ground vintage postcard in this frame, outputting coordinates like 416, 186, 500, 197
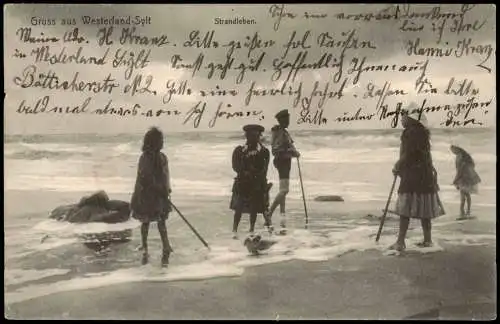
4, 3, 496, 320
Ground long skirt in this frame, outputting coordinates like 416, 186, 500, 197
394, 192, 446, 219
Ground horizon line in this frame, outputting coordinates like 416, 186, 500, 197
4, 126, 497, 137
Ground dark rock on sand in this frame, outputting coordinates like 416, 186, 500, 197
49, 191, 131, 224
48, 191, 133, 251
314, 195, 344, 202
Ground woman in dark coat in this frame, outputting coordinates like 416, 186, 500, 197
131, 127, 173, 267
230, 124, 271, 239
391, 106, 445, 251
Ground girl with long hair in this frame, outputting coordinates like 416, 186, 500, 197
131, 127, 173, 267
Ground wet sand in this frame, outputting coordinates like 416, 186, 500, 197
5, 189, 496, 320
6, 242, 496, 320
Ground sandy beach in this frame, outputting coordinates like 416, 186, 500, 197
5, 129, 496, 320
4, 0, 497, 319
6, 241, 496, 320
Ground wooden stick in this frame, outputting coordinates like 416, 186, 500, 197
169, 201, 210, 250
296, 157, 309, 229
375, 175, 398, 242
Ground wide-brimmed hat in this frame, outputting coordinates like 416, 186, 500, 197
243, 124, 265, 133
275, 109, 290, 120
406, 102, 428, 127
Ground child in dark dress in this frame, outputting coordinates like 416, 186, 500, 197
390, 107, 445, 251
131, 127, 173, 267
230, 124, 271, 239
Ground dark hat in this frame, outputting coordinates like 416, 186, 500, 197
275, 109, 290, 120
243, 124, 265, 133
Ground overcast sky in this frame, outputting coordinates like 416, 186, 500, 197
4, 3, 496, 134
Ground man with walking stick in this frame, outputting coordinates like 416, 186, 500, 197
265, 109, 301, 235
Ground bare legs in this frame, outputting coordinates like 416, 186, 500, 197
459, 191, 466, 217
269, 192, 286, 216
459, 190, 472, 218
390, 216, 410, 251
421, 219, 432, 244
141, 216, 173, 267
141, 223, 150, 264
269, 181, 288, 216
232, 211, 242, 234
233, 210, 258, 238
267, 179, 290, 231
268, 193, 287, 232
249, 213, 257, 233
390, 216, 433, 251
466, 193, 471, 215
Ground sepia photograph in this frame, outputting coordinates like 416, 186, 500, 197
4, 3, 496, 320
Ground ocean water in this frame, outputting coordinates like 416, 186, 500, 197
4, 128, 496, 305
